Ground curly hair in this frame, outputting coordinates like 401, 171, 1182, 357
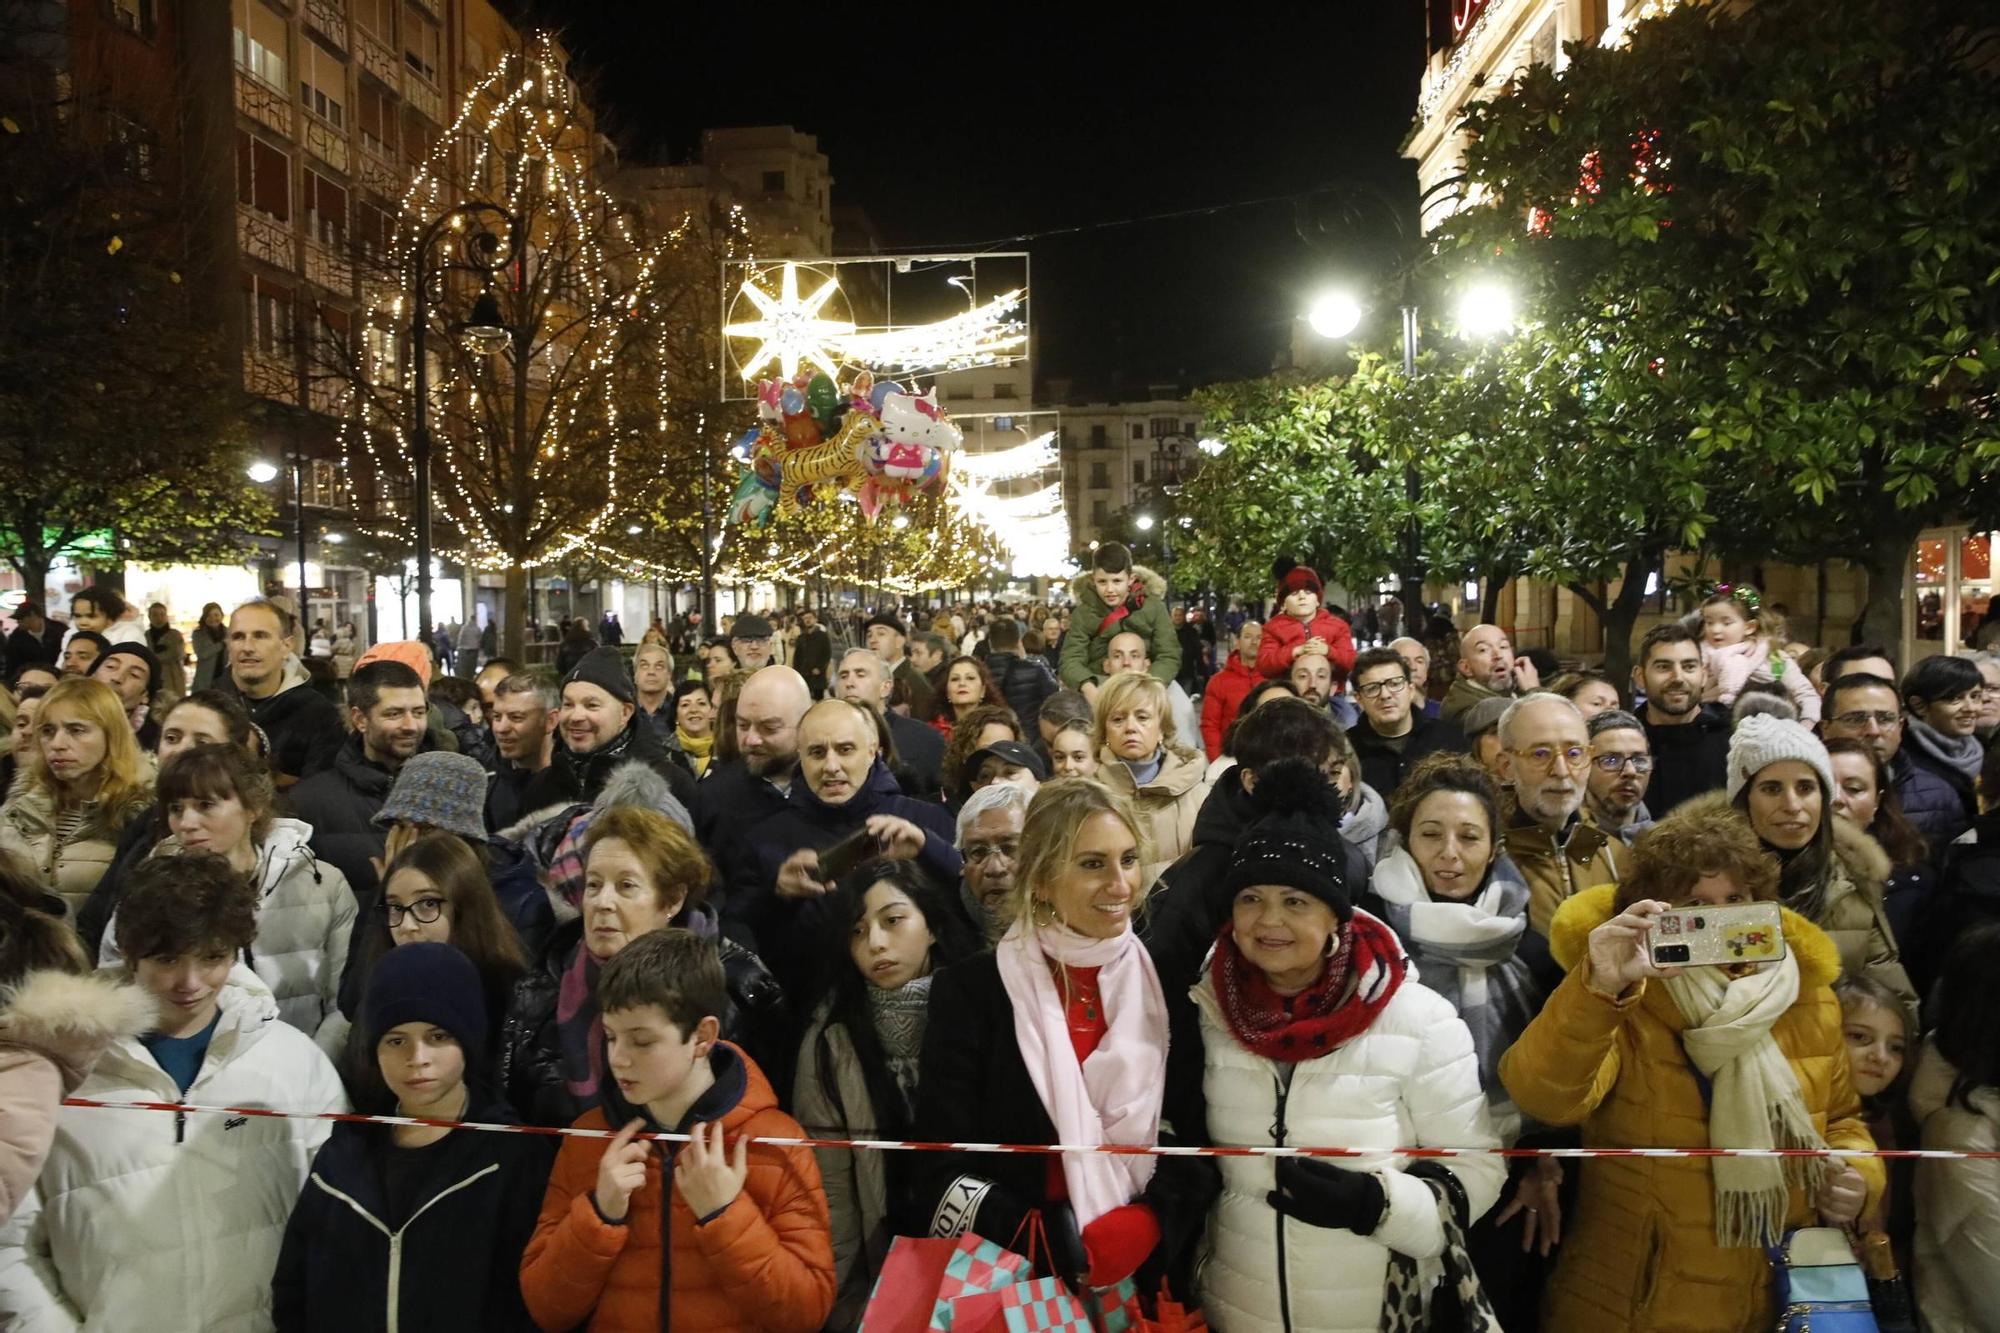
114, 853, 258, 961
1389, 752, 1501, 843
926, 655, 1007, 726
942, 703, 1022, 800
1615, 801, 1781, 911
583, 804, 712, 914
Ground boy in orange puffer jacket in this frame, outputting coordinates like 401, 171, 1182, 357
521, 930, 834, 1333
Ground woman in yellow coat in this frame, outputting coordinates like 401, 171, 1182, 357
1498, 800, 1881, 1332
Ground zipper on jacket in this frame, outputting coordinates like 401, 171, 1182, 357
312, 1162, 500, 1333
174, 1109, 186, 1144
1270, 1071, 1293, 1333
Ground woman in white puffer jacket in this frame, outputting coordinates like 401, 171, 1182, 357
1192, 760, 1504, 1333
98, 744, 354, 1057
0, 857, 345, 1332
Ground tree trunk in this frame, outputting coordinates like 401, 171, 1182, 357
1479, 568, 1511, 625
1855, 525, 1915, 650
1601, 549, 1660, 705
503, 563, 528, 662
9, 554, 55, 614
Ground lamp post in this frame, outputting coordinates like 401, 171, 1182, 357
407, 203, 521, 652
247, 457, 310, 620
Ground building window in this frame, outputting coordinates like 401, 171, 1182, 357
243, 274, 294, 355
354, 199, 391, 261
107, 111, 156, 180
236, 130, 292, 221
364, 323, 400, 385
357, 82, 397, 158
1089, 461, 1110, 489
299, 37, 345, 128
1133, 462, 1146, 485
303, 169, 346, 245
1149, 417, 1181, 439
109, 0, 156, 38
355, 0, 392, 41
1089, 424, 1108, 448
1091, 499, 1110, 525
761, 170, 786, 194
991, 381, 1016, 399
1131, 423, 1145, 440
233, 0, 288, 91
402, 4, 439, 83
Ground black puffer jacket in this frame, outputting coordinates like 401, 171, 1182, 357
219, 674, 347, 782
984, 650, 1058, 735
1907, 810, 2000, 1007
287, 732, 405, 898
520, 715, 697, 815
498, 909, 787, 1128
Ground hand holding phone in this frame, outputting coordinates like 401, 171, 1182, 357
815, 827, 878, 887
1647, 903, 1786, 968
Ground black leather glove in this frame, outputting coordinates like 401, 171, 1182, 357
1040, 1200, 1090, 1287
1268, 1156, 1387, 1235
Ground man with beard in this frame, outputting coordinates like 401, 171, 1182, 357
289, 659, 432, 895
521, 646, 697, 815
1584, 708, 1656, 845
695, 665, 813, 917
1288, 649, 1357, 728
1442, 623, 1540, 724
1633, 621, 1729, 816
728, 612, 778, 672
1495, 693, 1624, 935
1389, 636, 1443, 720
729, 698, 958, 996
486, 673, 557, 831
1346, 646, 1464, 796
835, 647, 942, 799
792, 607, 833, 699
953, 780, 1028, 944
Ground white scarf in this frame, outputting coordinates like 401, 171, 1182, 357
1367, 850, 1527, 994
995, 917, 1165, 1226
1664, 954, 1825, 1247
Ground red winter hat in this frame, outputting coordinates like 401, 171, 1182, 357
1274, 557, 1322, 598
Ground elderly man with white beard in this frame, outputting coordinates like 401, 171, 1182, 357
1493, 693, 1625, 936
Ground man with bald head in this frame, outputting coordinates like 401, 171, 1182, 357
729, 697, 960, 995
1442, 623, 1541, 725
1389, 636, 1442, 720
695, 666, 813, 924
835, 646, 944, 799
1494, 692, 1624, 935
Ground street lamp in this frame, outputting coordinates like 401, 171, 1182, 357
246, 460, 280, 484
1135, 513, 1156, 531
248, 457, 309, 623
408, 202, 522, 652
1455, 280, 1516, 338
1307, 290, 1364, 340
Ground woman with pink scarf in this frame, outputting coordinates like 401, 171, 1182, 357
911, 778, 1216, 1301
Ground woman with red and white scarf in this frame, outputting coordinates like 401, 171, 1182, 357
1193, 759, 1505, 1332
912, 778, 1217, 1301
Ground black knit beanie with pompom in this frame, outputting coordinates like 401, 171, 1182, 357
1222, 756, 1351, 919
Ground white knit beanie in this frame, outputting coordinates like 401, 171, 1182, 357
1726, 712, 1835, 803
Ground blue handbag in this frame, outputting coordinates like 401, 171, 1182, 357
1770, 1227, 1879, 1332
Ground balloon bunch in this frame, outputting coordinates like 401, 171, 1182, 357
726, 369, 962, 529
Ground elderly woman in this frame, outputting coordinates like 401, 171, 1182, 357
1725, 713, 1918, 1016
1093, 672, 1208, 886
1196, 758, 1504, 1331
1500, 799, 1882, 1331
913, 779, 1216, 1298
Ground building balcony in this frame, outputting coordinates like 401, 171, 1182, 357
355, 140, 402, 200
407, 0, 440, 18
354, 26, 399, 89
403, 70, 442, 123
235, 69, 292, 138
301, 112, 349, 173
302, 236, 355, 295
304, 0, 347, 51
243, 348, 299, 404
237, 204, 298, 271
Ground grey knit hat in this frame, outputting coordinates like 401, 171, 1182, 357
1725, 713, 1835, 804
372, 751, 490, 840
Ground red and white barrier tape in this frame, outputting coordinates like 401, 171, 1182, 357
58, 1097, 2000, 1160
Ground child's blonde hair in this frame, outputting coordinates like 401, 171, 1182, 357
1701, 583, 1789, 650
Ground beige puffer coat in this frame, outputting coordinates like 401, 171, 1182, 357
1097, 744, 1209, 887
0, 786, 148, 920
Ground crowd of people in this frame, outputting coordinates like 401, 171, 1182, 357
0, 548, 1997, 1332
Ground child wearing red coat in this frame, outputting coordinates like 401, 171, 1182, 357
1255, 559, 1356, 681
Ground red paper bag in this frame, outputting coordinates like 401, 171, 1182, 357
861, 1236, 962, 1333
944, 1290, 1010, 1333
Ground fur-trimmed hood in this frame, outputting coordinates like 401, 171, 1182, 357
1547, 883, 1843, 993
1068, 564, 1168, 612
0, 970, 157, 1092
1679, 788, 1893, 907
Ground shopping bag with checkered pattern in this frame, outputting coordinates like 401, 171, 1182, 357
929, 1234, 1032, 1331
997, 1275, 1094, 1333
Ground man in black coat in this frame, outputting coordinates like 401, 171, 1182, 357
289, 658, 431, 896
727, 698, 960, 999
1632, 622, 1729, 817
6, 601, 65, 669
983, 617, 1058, 735
216, 598, 346, 784
693, 666, 813, 912
834, 646, 944, 800
519, 646, 697, 814
1345, 646, 1466, 798
486, 672, 557, 832
791, 607, 833, 699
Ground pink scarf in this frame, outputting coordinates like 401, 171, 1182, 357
995, 916, 1166, 1226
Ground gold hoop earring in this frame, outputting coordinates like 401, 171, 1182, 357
1030, 897, 1059, 927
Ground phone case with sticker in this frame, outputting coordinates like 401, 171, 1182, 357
1649, 903, 1787, 967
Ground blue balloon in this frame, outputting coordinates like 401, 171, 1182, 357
868, 381, 906, 413
781, 386, 806, 416
730, 427, 761, 462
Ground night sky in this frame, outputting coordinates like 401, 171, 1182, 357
529, 5, 1427, 397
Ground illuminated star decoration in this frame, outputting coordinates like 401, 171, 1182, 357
725, 262, 855, 382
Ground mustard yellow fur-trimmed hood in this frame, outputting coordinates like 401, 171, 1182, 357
1547, 883, 1843, 993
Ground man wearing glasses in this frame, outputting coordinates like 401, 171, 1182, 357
1633, 622, 1730, 816
1495, 693, 1625, 935
1822, 669, 1965, 861
1584, 709, 1656, 845
1346, 646, 1467, 796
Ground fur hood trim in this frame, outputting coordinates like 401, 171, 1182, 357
592, 759, 693, 835
0, 971, 158, 1089
1680, 789, 1892, 905
1069, 564, 1168, 609
1548, 883, 1842, 992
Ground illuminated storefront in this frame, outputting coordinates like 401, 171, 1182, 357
1910, 527, 1998, 662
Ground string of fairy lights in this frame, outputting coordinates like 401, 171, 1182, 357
336, 36, 1066, 593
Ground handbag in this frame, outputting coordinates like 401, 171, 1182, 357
1770, 1228, 1879, 1333
1380, 1164, 1500, 1332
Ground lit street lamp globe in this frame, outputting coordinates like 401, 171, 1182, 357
1456, 281, 1515, 337
1307, 291, 1364, 340
1135, 514, 1156, 532
246, 461, 280, 484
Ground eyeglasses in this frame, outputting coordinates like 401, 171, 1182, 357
963, 839, 1020, 865
384, 897, 446, 926
1590, 753, 1654, 775
1355, 678, 1409, 700
1829, 710, 1901, 730
1510, 744, 1588, 772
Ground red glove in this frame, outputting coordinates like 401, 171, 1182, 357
1079, 1203, 1161, 1288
